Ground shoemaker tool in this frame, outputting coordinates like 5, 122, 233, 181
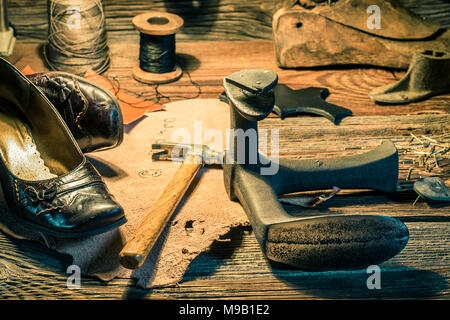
369, 50, 450, 104
120, 69, 409, 271
219, 84, 352, 124
119, 143, 222, 269
413, 177, 450, 204
221, 69, 408, 270
273, 0, 448, 69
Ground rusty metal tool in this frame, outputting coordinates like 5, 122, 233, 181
414, 177, 450, 204
222, 68, 409, 270
272, 85, 352, 123
119, 143, 221, 269
369, 50, 450, 104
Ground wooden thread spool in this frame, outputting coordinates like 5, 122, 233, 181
132, 11, 184, 84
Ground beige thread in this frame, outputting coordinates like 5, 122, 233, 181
35, 195, 77, 216
73, 79, 89, 125
36, 203, 69, 216
14, 181, 20, 202
14, 180, 71, 216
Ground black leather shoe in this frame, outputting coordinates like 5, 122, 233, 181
27, 72, 123, 153
0, 58, 126, 238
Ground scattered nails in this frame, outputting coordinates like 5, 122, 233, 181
403, 134, 449, 175
412, 195, 422, 206
406, 167, 413, 181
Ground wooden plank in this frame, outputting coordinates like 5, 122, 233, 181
8, 0, 277, 41
0, 223, 448, 299
0, 113, 447, 299
7, 0, 450, 42
7, 41, 450, 116
5, 41, 450, 223
0, 105, 447, 299
1, 39, 449, 299
178, 223, 450, 299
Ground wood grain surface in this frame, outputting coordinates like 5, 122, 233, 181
7, 41, 450, 116
0, 223, 448, 299
1, 4, 450, 298
8, 0, 450, 41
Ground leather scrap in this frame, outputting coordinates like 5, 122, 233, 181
219, 84, 352, 124
0, 99, 249, 289
272, 85, 351, 123
84, 69, 165, 125
21, 65, 36, 76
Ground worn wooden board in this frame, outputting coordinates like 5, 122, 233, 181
6, 41, 450, 116
8, 0, 450, 42
0, 223, 448, 299
0, 37, 449, 299
0, 108, 448, 298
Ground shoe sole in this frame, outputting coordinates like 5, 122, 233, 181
17, 214, 127, 239
1, 200, 127, 239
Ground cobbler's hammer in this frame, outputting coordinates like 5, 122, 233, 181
119, 143, 221, 269
222, 69, 409, 270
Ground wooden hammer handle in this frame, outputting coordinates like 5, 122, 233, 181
119, 155, 202, 269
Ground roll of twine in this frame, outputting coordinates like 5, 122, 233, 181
44, 0, 110, 75
139, 33, 176, 74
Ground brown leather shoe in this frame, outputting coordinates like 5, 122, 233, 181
27, 72, 123, 153
0, 57, 126, 238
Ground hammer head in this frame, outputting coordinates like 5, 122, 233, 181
152, 142, 224, 165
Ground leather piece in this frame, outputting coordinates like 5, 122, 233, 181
0, 58, 126, 238
27, 72, 124, 153
0, 98, 249, 289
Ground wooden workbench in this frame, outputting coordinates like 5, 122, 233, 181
0, 38, 448, 300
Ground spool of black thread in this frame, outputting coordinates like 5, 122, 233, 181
139, 33, 176, 74
132, 12, 184, 84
